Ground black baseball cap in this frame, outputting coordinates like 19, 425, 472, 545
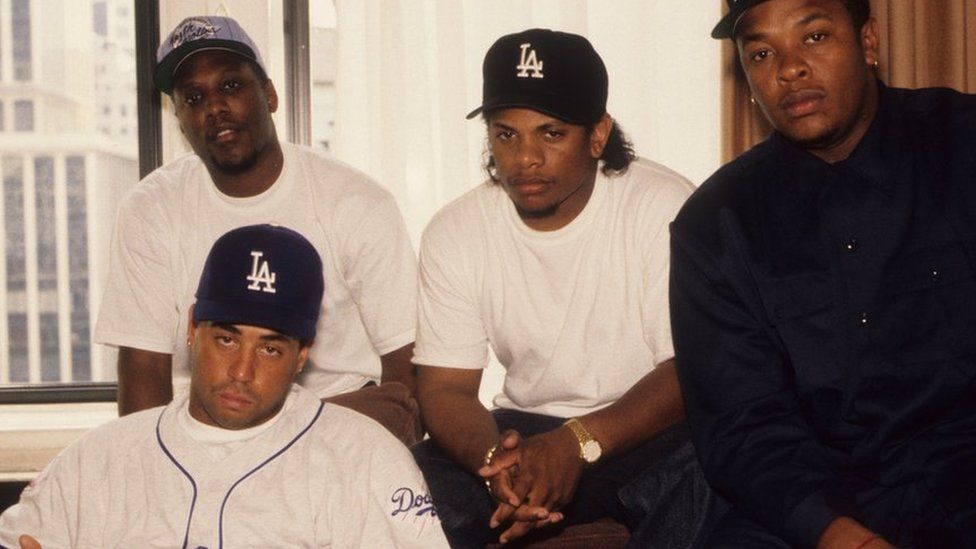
466, 28, 608, 125
193, 224, 324, 342
712, 0, 775, 39
154, 16, 267, 94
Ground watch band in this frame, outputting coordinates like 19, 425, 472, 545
563, 417, 602, 464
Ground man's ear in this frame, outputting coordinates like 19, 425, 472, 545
589, 113, 613, 159
186, 305, 197, 347
295, 342, 312, 376
861, 17, 880, 68
265, 80, 279, 113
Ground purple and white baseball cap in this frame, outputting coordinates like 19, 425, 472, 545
154, 15, 267, 94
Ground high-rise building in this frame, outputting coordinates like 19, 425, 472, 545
0, 0, 137, 385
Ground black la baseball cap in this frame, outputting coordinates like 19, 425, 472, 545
154, 16, 267, 94
712, 0, 775, 39
466, 28, 608, 125
193, 224, 324, 342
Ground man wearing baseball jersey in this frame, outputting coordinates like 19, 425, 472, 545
412, 29, 716, 547
1, 224, 447, 549
94, 16, 421, 444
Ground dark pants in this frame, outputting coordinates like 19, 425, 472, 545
707, 479, 976, 548
412, 409, 720, 548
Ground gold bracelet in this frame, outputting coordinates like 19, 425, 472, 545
483, 443, 500, 492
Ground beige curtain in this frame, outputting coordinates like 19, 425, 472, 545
722, 0, 976, 162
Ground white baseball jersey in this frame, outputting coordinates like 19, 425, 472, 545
95, 142, 417, 397
414, 159, 693, 417
0, 386, 447, 548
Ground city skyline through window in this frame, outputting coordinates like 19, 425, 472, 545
0, 0, 138, 387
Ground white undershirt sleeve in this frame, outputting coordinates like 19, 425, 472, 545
338, 195, 418, 356
640, 183, 689, 366
413, 214, 489, 369
94, 188, 177, 354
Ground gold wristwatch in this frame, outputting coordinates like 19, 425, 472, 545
563, 418, 602, 464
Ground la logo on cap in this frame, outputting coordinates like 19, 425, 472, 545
516, 43, 544, 79
246, 251, 277, 294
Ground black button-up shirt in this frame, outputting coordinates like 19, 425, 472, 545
671, 84, 976, 547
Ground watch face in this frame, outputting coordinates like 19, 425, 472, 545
581, 440, 602, 463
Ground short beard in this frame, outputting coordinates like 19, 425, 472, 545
514, 203, 559, 220
211, 150, 261, 175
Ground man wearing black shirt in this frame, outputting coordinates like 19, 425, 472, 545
671, 0, 976, 547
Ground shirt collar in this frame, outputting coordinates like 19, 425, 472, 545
836, 81, 901, 194
769, 80, 900, 195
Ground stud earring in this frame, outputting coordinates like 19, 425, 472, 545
750, 96, 757, 105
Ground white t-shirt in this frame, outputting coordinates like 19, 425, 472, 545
95, 142, 417, 397
413, 159, 693, 417
0, 386, 448, 548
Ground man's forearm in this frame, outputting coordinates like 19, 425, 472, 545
117, 347, 173, 416
380, 343, 418, 397
417, 367, 498, 474
578, 358, 684, 458
424, 391, 499, 474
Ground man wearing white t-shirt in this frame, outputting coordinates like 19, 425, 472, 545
412, 29, 717, 547
1, 225, 447, 549
94, 16, 421, 443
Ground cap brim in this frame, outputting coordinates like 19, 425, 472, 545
193, 299, 316, 342
712, 0, 774, 39
711, 13, 738, 39
465, 93, 597, 125
154, 40, 257, 94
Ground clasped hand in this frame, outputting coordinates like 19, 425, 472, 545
477, 427, 584, 543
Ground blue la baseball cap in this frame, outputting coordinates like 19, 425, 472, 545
193, 224, 324, 342
154, 15, 267, 94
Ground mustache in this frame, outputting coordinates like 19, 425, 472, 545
509, 175, 554, 185
779, 88, 825, 109
213, 383, 257, 403
205, 117, 243, 141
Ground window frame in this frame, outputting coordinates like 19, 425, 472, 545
0, 0, 313, 408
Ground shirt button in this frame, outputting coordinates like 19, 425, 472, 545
931, 268, 940, 279
859, 311, 869, 325
845, 238, 858, 252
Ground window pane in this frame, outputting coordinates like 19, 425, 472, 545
0, 0, 137, 388
13, 100, 33, 132
309, 3, 337, 151
12, 0, 32, 81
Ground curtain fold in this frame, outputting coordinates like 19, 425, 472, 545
722, 0, 976, 162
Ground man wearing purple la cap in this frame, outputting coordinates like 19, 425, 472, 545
412, 28, 716, 547
95, 15, 422, 446
672, 0, 976, 547
1, 225, 448, 548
